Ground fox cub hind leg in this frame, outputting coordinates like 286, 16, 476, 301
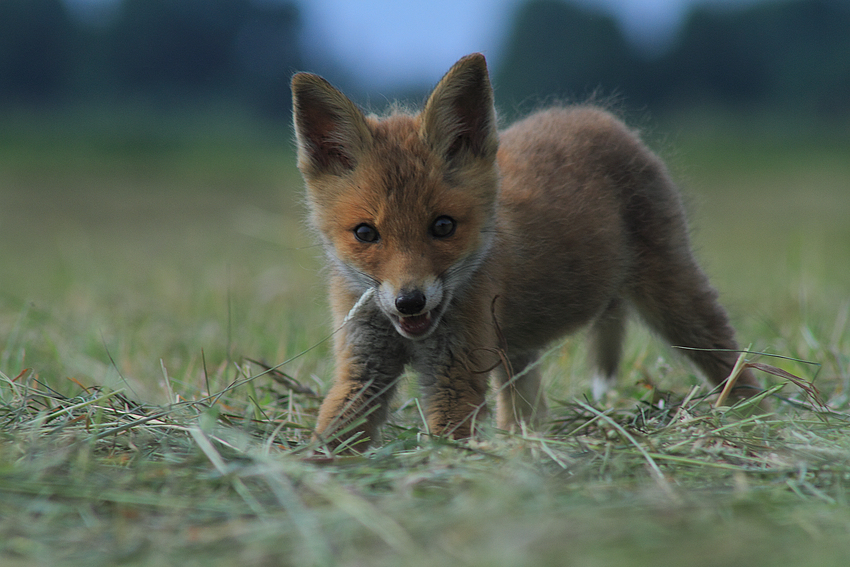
493, 350, 547, 431
588, 298, 628, 401
588, 252, 761, 402
628, 241, 762, 398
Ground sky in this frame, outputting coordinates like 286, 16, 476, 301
68, 0, 771, 90
298, 0, 679, 85
294, 0, 768, 89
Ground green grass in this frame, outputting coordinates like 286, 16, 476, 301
1, 114, 849, 566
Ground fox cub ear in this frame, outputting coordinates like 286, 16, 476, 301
421, 53, 498, 165
291, 73, 372, 178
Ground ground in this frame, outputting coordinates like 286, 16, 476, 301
1, 111, 848, 566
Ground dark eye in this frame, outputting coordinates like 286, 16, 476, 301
353, 223, 380, 243
431, 215, 456, 238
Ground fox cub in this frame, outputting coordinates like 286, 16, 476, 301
292, 53, 760, 450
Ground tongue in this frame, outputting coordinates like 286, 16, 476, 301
399, 313, 431, 336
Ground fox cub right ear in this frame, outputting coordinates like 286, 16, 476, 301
291, 73, 372, 178
420, 53, 498, 166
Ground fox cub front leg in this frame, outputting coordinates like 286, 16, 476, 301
414, 348, 493, 439
316, 306, 494, 447
314, 307, 408, 450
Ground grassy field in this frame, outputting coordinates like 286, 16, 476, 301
1, 111, 849, 566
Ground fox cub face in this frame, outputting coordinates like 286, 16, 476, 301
293, 55, 500, 339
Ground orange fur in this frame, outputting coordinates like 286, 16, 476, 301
292, 54, 761, 451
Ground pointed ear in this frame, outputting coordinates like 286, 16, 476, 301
420, 53, 498, 165
291, 72, 372, 178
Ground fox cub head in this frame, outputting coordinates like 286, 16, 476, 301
292, 54, 499, 340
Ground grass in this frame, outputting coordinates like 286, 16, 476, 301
1, 111, 849, 566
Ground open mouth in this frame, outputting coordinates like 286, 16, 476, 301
391, 309, 434, 339
397, 311, 433, 337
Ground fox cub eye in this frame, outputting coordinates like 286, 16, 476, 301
431, 216, 456, 238
353, 223, 380, 243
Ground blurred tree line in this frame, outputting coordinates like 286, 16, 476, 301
0, 0, 301, 117
0, 0, 847, 122
496, 0, 850, 119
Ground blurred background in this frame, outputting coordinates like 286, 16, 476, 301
0, 0, 848, 399
1, 0, 849, 120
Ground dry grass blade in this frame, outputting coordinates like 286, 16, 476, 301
715, 350, 749, 407
575, 400, 676, 498
312, 482, 422, 555
244, 357, 321, 398
32, 388, 126, 425
190, 426, 267, 516
745, 361, 826, 409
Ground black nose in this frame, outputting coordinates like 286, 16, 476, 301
395, 289, 426, 315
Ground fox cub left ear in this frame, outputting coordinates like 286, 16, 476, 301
420, 53, 498, 165
291, 72, 372, 178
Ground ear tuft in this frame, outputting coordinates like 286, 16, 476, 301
420, 53, 498, 165
291, 73, 371, 177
